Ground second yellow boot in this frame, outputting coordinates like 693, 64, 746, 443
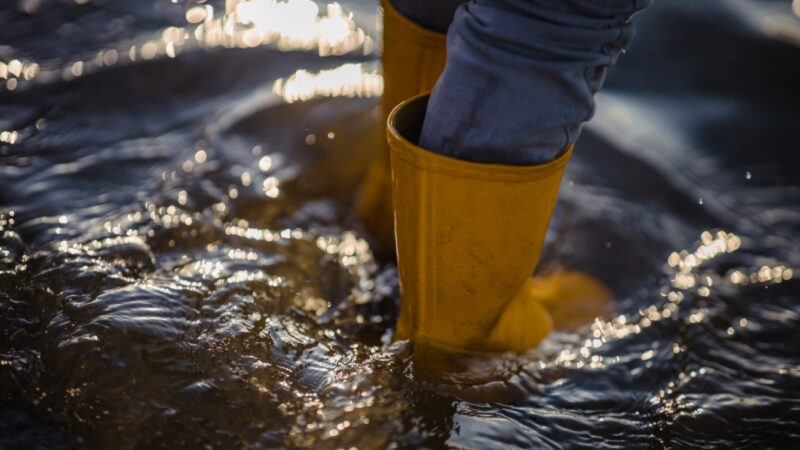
356, 0, 446, 252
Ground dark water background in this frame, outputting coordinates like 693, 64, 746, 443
1, 0, 799, 448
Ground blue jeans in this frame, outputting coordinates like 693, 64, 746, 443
391, 0, 652, 165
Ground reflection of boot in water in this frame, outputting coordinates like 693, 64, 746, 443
487, 271, 614, 351
356, 0, 446, 254
517, 271, 614, 332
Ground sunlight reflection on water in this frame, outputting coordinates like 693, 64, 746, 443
2, 0, 375, 90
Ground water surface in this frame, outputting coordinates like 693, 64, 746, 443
1, 0, 799, 448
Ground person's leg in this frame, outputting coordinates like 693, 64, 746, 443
389, 0, 652, 355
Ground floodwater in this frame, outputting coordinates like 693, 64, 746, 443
1, 0, 799, 448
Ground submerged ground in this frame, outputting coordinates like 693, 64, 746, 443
1, 0, 799, 448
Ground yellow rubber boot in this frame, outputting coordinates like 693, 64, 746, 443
389, 94, 575, 354
357, 0, 446, 252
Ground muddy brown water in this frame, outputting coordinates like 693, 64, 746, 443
1, 0, 799, 448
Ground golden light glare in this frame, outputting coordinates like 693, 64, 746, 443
272, 63, 383, 103
6, 0, 375, 86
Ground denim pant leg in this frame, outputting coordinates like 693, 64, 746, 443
419, 0, 652, 165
